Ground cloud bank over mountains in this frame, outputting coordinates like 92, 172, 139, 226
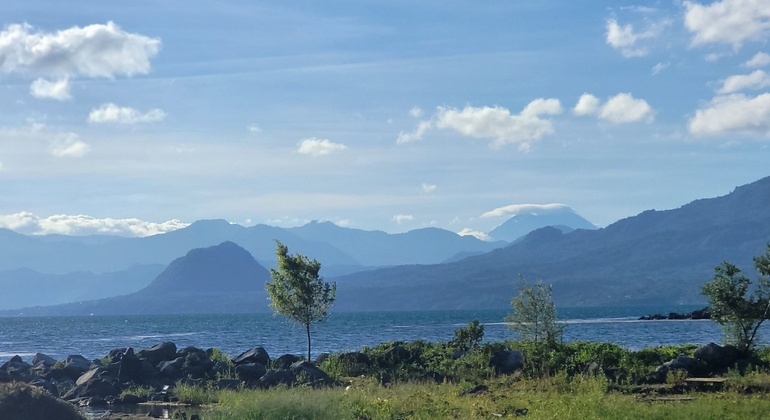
0, 212, 188, 237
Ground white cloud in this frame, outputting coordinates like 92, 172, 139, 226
247, 124, 262, 134
684, 0, 770, 49
29, 78, 71, 100
0, 22, 161, 79
421, 183, 437, 194
689, 93, 770, 136
88, 103, 166, 124
457, 228, 491, 241
435, 100, 562, 151
0, 211, 188, 237
718, 70, 770, 93
574, 93, 655, 123
409, 106, 423, 118
397, 120, 433, 144
573, 93, 600, 116
49, 133, 89, 157
651, 62, 670, 75
480, 203, 570, 219
392, 214, 414, 224
605, 18, 655, 57
297, 137, 347, 156
598, 93, 655, 123
745, 52, 770, 67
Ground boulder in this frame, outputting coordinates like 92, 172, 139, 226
694, 342, 741, 370
32, 353, 58, 368
158, 357, 185, 379
232, 347, 270, 366
273, 354, 302, 369
76, 367, 108, 386
138, 342, 178, 366
655, 355, 707, 382
0, 356, 33, 381
291, 361, 331, 387
63, 355, 91, 380
235, 363, 267, 382
28, 378, 58, 397
116, 349, 144, 383
489, 350, 525, 375
258, 369, 296, 388
0, 382, 84, 420
63, 377, 119, 400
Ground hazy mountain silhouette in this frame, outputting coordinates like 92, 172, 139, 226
6, 242, 272, 316
488, 205, 597, 242
332, 176, 770, 311
288, 222, 505, 266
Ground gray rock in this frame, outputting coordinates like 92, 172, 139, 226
489, 350, 524, 375
273, 354, 302, 369
235, 363, 267, 382
138, 342, 178, 366
291, 361, 331, 386
258, 369, 296, 388
63, 355, 92, 380
32, 353, 58, 368
232, 347, 270, 366
694, 342, 741, 369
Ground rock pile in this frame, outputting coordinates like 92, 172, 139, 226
0, 341, 332, 410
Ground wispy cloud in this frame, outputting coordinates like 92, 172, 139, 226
49, 133, 89, 158
745, 52, 770, 68
392, 214, 414, 224
88, 103, 166, 124
0, 212, 188, 237
573, 93, 655, 123
30, 78, 71, 100
297, 137, 347, 156
457, 227, 491, 241
480, 203, 569, 218
421, 183, 437, 194
718, 70, 770, 93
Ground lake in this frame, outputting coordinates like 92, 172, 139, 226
0, 306, 758, 363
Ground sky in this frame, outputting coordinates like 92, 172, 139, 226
1, 0, 769, 238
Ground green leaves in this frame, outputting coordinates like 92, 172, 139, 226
266, 240, 337, 360
505, 276, 564, 347
701, 244, 770, 352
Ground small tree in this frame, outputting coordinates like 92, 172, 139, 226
266, 241, 336, 361
701, 244, 770, 353
505, 276, 564, 346
449, 319, 485, 352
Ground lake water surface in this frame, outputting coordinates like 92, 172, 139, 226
1, 306, 760, 363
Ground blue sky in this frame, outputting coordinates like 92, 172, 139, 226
1, 0, 769, 238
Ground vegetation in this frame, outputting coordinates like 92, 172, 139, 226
448, 319, 484, 352
701, 244, 770, 352
265, 240, 337, 360
505, 276, 564, 347
0, 383, 85, 420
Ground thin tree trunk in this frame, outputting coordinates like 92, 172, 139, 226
306, 323, 311, 361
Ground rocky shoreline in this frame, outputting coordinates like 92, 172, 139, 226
638, 307, 711, 321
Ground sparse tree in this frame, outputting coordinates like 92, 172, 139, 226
266, 241, 336, 361
505, 276, 564, 346
450, 319, 485, 352
701, 244, 770, 353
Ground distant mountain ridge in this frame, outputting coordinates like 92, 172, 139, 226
7, 242, 272, 316
332, 176, 770, 311
488, 205, 597, 242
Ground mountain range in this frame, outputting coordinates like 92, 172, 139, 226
0, 207, 592, 311
2, 176, 769, 315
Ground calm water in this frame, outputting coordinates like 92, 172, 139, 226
0, 306, 761, 364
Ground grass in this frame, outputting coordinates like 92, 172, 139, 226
183, 374, 770, 419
